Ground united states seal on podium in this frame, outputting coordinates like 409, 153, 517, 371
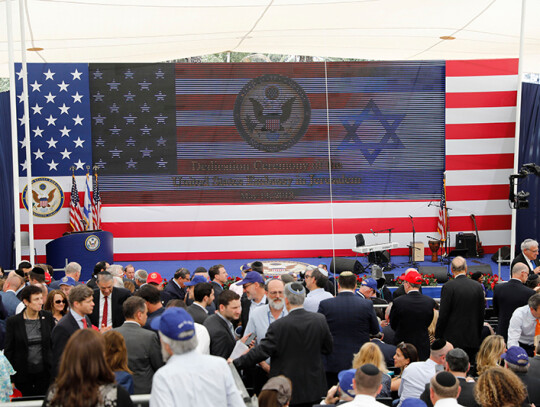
234, 74, 311, 152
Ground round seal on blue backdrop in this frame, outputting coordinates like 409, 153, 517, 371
85, 235, 101, 251
233, 74, 311, 153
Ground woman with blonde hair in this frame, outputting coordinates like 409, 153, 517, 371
474, 366, 526, 407
103, 331, 134, 395
352, 342, 391, 397
476, 335, 506, 376
43, 329, 133, 407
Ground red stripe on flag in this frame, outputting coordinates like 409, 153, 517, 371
446, 59, 519, 77
446, 91, 517, 108
446, 184, 509, 201
445, 123, 516, 139
445, 153, 514, 170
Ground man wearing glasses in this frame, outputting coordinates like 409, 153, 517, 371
511, 239, 540, 275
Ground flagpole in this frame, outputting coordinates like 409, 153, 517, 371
5, 0, 22, 266
510, 0, 526, 264
19, 0, 35, 264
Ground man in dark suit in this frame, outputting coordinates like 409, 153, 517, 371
208, 264, 228, 308
163, 267, 190, 301
234, 282, 333, 407
371, 333, 396, 368
511, 239, 540, 274
318, 271, 379, 387
502, 346, 540, 406
420, 348, 480, 407
390, 269, 435, 361
435, 256, 485, 363
51, 285, 95, 376
187, 282, 214, 324
115, 296, 164, 394
204, 290, 242, 358
89, 272, 131, 329
493, 262, 536, 341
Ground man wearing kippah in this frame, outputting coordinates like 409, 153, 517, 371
428, 371, 463, 407
339, 364, 387, 406
234, 282, 333, 407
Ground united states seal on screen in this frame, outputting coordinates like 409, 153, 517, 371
234, 74, 311, 152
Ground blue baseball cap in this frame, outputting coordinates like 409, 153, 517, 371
240, 263, 252, 272
402, 399, 428, 407
361, 278, 378, 290
59, 276, 77, 287
184, 275, 208, 287
337, 369, 356, 398
150, 308, 196, 341
237, 271, 265, 285
501, 346, 529, 366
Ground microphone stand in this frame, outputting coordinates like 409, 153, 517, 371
409, 216, 418, 266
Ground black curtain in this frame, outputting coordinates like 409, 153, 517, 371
0, 91, 15, 269
516, 82, 540, 248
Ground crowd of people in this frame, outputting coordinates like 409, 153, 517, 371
0, 237, 538, 407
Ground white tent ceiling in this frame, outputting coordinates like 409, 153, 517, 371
1, 0, 540, 77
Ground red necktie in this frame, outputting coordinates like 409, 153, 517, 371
102, 296, 108, 327
82, 317, 87, 328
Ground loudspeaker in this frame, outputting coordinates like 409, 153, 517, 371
456, 233, 477, 258
330, 258, 365, 275
368, 250, 390, 265
385, 273, 395, 286
355, 234, 365, 247
468, 264, 492, 275
418, 266, 449, 283
491, 246, 511, 263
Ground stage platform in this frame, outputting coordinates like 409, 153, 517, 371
122, 253, 510, 284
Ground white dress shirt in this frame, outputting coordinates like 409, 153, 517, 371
304, 288, 333, 312
508, 304, 538, 347
150, 351, 245, 407
399, 359, 442, 406
434, 398, 465, 407
340, 394, 388, 406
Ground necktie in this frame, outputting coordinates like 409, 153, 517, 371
102, 296, 108, 327
82, 317, 87, 329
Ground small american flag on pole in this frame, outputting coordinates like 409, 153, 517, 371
92, 168, 102, 230
69, 173, 84, 231
437, 173, 447, 242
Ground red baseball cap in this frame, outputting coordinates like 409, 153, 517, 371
403, 270, 423, 285
147, 272, 163, 285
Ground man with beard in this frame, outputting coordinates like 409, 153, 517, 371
243, 279, 289, 393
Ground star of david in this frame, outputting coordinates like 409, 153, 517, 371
340, 99, 405, 165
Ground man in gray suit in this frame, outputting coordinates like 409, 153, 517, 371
0, 272, 24, 317
115, 296, 164, 394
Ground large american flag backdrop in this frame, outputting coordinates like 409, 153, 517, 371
15, 59, 517, 262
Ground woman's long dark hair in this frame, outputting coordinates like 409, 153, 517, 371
50, 329, 115, 407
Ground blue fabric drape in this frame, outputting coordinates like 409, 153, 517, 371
0, 91, 15, 269
516, 82, 540, 248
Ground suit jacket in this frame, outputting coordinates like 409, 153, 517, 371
0, 291, 21, 317
511, 252, 540, 274
163, 279, 186, 301
318, 291, 380, 373
4, 310, 56, 385
435, 275, 485, 349
390, 291, 435, 361
89, 287, 131, 328
204, 313, 236, 358
371, 338, 396, 368
187, 303, 209, 324
420, 377, 480, 407
114, 322, 164, 394
516, 371, 540, 406
234, 308, 333, 405
211, 281, 224, 309
185, 293, 216, 315
51, 312, 92, 376
391, 285, 422, 301
493, 279, 535, 341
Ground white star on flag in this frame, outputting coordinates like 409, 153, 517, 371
16, 69, 25, 80
44, 93, 56, 103
45, 115, 57, 126
58, 81, 69, 92
72, 92, 83, 103
60, 148, 72, 159
47, 160, 59, 171
43, 69, 55, 80
73, 137, 85, 148
73, 115, 84, 125
59, 127, 71, 137
58, 104, 70, 114
30, 80, 42, 92
71, 69, 83, 80
46, 137, 58, 149
31, 103, 43, 115
74, 159, 85, 169
33, 149, 45, 160
33, 126, 44, 137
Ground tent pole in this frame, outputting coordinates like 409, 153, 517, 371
18, 0, 35, 265
6, 0, 22, 266
510, 0, 526, 265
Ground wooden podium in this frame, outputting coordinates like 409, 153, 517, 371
410, 242, 425, 262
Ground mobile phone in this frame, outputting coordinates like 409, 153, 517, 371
246, 332, 257, 344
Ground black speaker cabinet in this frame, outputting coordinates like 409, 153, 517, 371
468, 264, 492, 275
491, 246, 511, 263
330, 258, 365, 275
418, 266, 449, 283
355, 234, 365, 247
455, 233, 477, 258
